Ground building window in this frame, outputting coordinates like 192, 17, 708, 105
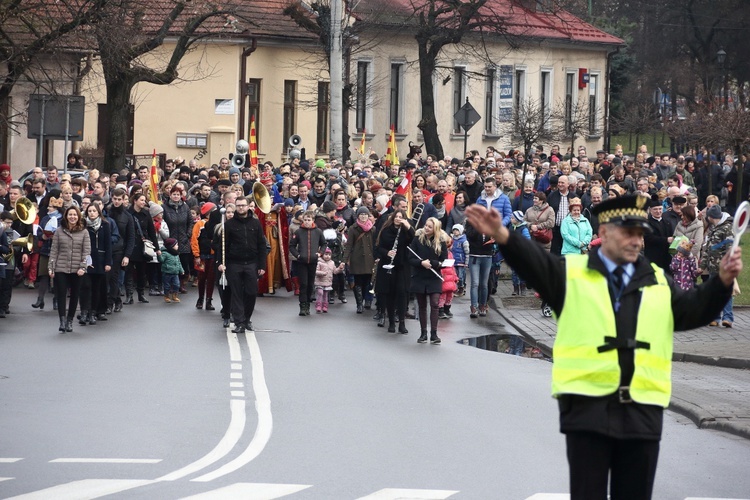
588, 74, 599, 133
283, 80, 296, 149
564, 72, 576, 133
540, 70, 551, 130
485, 67, 495, 134
514, 69, 526, 121
317, 81, 330, 154
453, 66, 466, 133
390, 63, 404, 132
356, 61, 370, 133
247, 79, 261, 144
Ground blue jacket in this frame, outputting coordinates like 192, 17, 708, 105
560, 214, 593, 255
476, 189, 512, 226
451, 234, 468, 265
512, 191, 535, 214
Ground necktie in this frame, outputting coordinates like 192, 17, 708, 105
610, 266, 625, 312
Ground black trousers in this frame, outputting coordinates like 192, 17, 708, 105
566, 431, 660, 500
296, 261, 316, 304
126, 260, 147, 295
80, 273, 107, 314
226, 262, 258, 325
54, 272, 82, 320
107, 251, 124, 307
551, 226, 563, 256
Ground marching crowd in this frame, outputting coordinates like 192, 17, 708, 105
0, 142, 743, 337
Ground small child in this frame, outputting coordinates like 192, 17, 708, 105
159, 237, 185, 303
315, 248, 344, 313
670, 239, 699, 291
451, 224, 469, 296
509, 211, 531, 295
438, 248, 459, 319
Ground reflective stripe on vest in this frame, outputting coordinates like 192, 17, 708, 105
552, 255, 674, 407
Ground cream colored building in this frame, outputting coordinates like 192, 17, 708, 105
2, 1, 621, 176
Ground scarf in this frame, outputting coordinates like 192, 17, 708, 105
357, 219, 374, 232
86, 216, 101, 232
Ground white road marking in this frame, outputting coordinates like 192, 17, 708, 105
230, 391, 245, 397
192, 330, 272, 482
227, 328, 241, 362
0, 477, 14, 482
357, 488, 459, 499
157, 399, 246, 481
180, 482, 311, 499
524, 495, 570, 500
49, 458, 162, 464
5, 478, 155, 499
0, 458, 22, 463
231, 363, 242, 370
230, 372, 242, 379
230, 382, 244, 388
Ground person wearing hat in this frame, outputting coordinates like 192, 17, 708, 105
700, 204, 735, 327
191, 202, 217, 310
644, 195, 674, 272
464, 195, 742, 500
560, 197, 593, 256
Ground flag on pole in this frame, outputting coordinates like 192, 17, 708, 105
249, 115, 259, 175
384, 124, 399, 168
394, 169, 412, 216
149, 149, 160, 205
358, 130, 366, 156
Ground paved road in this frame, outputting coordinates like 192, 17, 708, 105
491, 275, 750, 440
1, 287, 749, 499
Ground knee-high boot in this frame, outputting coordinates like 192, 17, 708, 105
354, 286, 364, 314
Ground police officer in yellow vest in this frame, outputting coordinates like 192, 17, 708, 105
465, 195, 742, 500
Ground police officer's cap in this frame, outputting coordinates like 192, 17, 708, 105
591, 194, 652, 233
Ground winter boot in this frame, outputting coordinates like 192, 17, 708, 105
305, 303, 311, 315
398, 322, 409, 334
124, 293, 134, 305
387, 316, 396, 333
89, 312, 97, 325
417, 331, 428, 343
438, 307, 447, 319
32, 296, 45, 309
172, 292, 181, 303
58, 317, 66, 333
430, 330, 441, 344
299, 303, 306, 316
164, 294, 172, 303
205, 298, 215, 311
520, 283, 527, 296
512, 284, 520, 295
138, 292, 149, 303
196, 297, 204, 309
354, 286, 364, 314
444, 305, 453, 318
65, 318, 73, 332
79, 311, 89, 325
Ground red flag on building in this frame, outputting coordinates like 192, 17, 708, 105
149, 149, 160, 205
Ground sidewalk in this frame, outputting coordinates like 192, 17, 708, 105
487, 277, 750, 440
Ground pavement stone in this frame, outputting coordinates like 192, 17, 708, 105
487, 275, 750, 440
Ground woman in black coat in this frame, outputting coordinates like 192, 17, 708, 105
79, 204, 112, 324
374, 209, 414, 332
127, 193, 159, 303
162, 185, 194, 292
408, 217, 448, 344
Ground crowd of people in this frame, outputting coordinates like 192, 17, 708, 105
0, 142, 743, 338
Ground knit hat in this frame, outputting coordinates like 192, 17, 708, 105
148, 203, 164, 218
677, 239, 695, 256
706, 205, 723, 220
452, 224, 464, 234
200, 202, 216, 216
0, 164, 10, 173
512, 210, 524, 222
321, 200, 336, 213
356, 206, 370, 217
315, 159, 326, 170
324, 247, 332, 254
284, 198, 295, 207
375, 195, 389, 209
164, 237, 177, 250
328, 168, 340, 178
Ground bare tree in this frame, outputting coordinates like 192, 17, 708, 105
552, 97, 596, 160
499, 97, 555, 159
93, 0, 249, 172
611, 102, 657, 155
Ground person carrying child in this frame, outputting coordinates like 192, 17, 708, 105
159, 237, 185, 303
315, 247, 344, 313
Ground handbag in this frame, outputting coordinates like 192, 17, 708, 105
134, 214, 158, 262
530, 207, 553, 243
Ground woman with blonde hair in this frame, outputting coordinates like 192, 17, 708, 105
408, 217, 448, 344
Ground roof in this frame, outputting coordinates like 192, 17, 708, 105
351, 0, 623, 47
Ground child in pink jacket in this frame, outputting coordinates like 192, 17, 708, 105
315, 248, 345, 313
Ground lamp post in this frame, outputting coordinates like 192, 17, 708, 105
717, 47, 727, 109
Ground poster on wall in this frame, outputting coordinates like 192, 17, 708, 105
498, 65, 513, 122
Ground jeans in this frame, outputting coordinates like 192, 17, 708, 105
455, 265, 466, 289
511, 270, 525, 286
163, 273, 180, 294
469, 255, 492, 308
717, 296, 734, 322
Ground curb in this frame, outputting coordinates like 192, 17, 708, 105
672, 352, 750, 370
669, 396, 750, 440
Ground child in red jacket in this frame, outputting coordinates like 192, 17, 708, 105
438, 249, 459, 319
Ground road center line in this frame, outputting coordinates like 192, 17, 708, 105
0, 458, 22, 463
192, 330, 272, 482
49, 458, 161, 464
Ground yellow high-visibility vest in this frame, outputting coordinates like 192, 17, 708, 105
552, 255, 674, 407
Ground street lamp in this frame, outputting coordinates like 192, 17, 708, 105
717, 48, 727, 109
